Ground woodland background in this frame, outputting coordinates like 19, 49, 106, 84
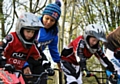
0, 0, 120, 84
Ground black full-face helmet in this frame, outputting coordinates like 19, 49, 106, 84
83, 24, 107, 53
16, 12, 44, 48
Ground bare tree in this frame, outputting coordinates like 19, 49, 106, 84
1, 0, 47, 39
0, 0, 5, 39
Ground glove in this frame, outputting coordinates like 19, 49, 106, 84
82, 69, 91, 77
106, 70, 117, 84
4, 64, 15, 73
46, 68, 55, 76
108, 75, 117, 84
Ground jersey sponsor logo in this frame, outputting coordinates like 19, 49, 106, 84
111, 59, 120, 67
12, 52, 27, 60
39, 39, 53, 46
9, 58, 21, 65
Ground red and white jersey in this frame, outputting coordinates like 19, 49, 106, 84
2, 32, 41, 70
61, 36, 107, 66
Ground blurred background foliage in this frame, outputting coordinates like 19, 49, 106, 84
0, 0, 119, 84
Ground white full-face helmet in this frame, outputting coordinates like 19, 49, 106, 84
16, 12, 44, 48
83, 24, 107, 53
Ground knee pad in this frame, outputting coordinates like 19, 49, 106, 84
70, 82, 78, 84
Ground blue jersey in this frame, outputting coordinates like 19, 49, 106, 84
37, 18, 60, 63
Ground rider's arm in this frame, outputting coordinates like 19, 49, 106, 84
24, 41, 51, 69
0, 34, 13, 55
77, 40, 87, 71
77, 40, 91, 77
95, 47, 115, 72
48, 35, 60, 63
0, 34, 13, 66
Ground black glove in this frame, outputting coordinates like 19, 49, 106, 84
82, 69, 91, 77
46, 68, 55, 76
4, 64, 15, 73
109, 71, 118, 84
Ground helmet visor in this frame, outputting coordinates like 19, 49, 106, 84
92, 31, 107, 42
22, 26, 40, 31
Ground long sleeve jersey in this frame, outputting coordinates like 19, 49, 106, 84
0, 32, 49, 70
37, 18, 60, 63
61, 36, 114, 71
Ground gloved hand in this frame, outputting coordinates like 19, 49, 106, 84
108, 75, 117, 83
46, 68, 55, 76
106, 70, 117, 84
4, 64, 15, 73
82, 69, 91, 77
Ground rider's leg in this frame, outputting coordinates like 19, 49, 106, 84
61, 60, 82, 84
